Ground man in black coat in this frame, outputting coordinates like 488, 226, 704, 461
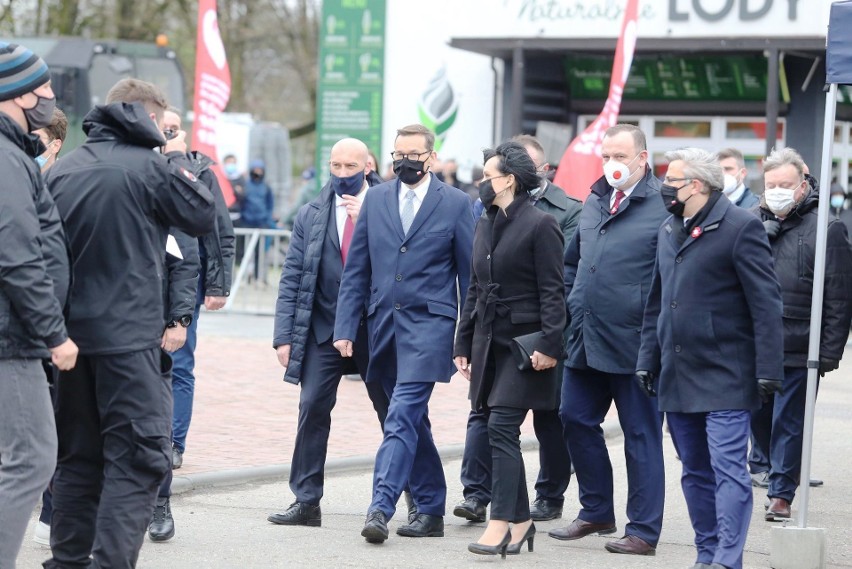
549, 124, 667, 556
269, 137, 393, 528
44, 78, 215, 568
753, 148, 852, 522
637, 147, 784, 569
0, 41, 78, 567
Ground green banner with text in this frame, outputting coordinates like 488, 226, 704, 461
315, 0, 385, 187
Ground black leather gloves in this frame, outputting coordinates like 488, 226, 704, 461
819, 358, 839, 377
757, 378, 783, 402
635, 370, 656, 397
763, 220, 781, 239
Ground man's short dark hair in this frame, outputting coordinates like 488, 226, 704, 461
43, 107, 68, 145
106, 78, 168, 123
716, 147, 746, 170
396, 124, 435, 151
223, 154, 237, 162
604, 124, 647, 152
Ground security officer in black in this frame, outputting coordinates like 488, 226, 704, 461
44, 78, 215, 569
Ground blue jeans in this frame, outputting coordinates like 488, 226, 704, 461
768, 366, 814, 503
172, 304, 201, 453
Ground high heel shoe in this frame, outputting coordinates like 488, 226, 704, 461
506, 522, 536, 555
468, 529, 512, 559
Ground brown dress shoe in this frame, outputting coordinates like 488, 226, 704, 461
765, 498, 791, 521
605, 534, 656, 555
548, 518, 617, 541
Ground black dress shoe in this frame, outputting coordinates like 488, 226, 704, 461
453, 498, 487, 523
506, 522, 536, 555
361, 510, 389, 543
468, 529, 511, 559
529, 497, 563, 521
148, 497, 175, 542
809, 478, 824, 487
267, 502, 321, 527
172, 447, 183, 470
404, 491, 417, 524
396, 513, 444, 537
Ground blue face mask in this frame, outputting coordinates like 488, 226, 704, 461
35, 154, 49, 169
224, 163, 238, 177
831, 195, 845, 209
330, 170, 365, 197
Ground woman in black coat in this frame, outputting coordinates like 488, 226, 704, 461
454, 141, 566, 558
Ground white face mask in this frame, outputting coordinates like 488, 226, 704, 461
722, 173, 740, 196
763, 187, 797, 216
603, 154, 640, 188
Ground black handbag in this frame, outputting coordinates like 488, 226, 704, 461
509, 331, 545, 371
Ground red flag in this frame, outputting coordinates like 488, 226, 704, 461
553, 0, 639, 201
191, 0, 235, 206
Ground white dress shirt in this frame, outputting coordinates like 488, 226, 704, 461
399, 173, 432, 220
609, 180, 640, 209
335, 181, 369, 244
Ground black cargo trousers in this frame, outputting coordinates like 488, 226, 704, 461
44, 348, 172, 569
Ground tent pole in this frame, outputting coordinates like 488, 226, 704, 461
798, 82, 838, 529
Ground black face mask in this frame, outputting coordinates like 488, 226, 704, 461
330, 170, 364, 197
250, 171, 264, 182
478, 179, 497, 208
660, 182, 693, 216
393, 157, 428, 185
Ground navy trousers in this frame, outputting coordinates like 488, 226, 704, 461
288, 330, 384, 505
369, 379, 446, 519
560, 366, 664, 546
668, 410, 752, 569
769, 366, 814, 503
460, 408, 571, 505
748, 398, 773, 474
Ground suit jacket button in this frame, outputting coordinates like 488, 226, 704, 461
600, 229, 606, 234
394, 303, 401, 310
486, 254, 491, 260
676, 256, 683, 263
400, 246, 407, 253
674, 345, 682, 353
670, 301, 677, 309
584, 309, 591, 315
589, 265, 596, 273
396, 274, 402, 281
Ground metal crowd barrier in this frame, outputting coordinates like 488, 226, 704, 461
225, 228, 292, 314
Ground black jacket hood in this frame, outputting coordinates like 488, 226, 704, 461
0, 111, 46, 157
82, 102, 166, 148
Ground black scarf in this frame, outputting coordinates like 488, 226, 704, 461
673, 191, 722, 249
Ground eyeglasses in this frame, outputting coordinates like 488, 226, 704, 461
390, 150, 431, 161
663, 176, 693, 185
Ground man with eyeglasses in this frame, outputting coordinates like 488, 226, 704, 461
753, 147, 852, 523
636, 147, 784, 569
454, 134, 580, 525
334, 123, 474, 543
549, 124, 667, 556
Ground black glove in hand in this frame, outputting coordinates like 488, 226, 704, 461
635, 370, 656, 397
819, 358, 839, 377
757, 378, 783, 402
763, 220, 781, 239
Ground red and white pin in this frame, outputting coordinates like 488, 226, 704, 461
691, 226, 703, 239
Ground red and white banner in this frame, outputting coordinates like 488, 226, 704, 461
191, 0, 235, 206
553, 0, 639, 201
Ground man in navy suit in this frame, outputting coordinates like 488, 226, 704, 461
269, 138, 390, 527
637, 147, 783, 569
549, 124, 667, 556
334, 124, 474, 543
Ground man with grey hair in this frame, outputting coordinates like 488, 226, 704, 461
637, 147, 784, 569
754, 147, 852, 522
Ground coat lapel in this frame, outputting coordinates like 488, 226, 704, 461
384, 179, 405, 241
677, 196, 730, 254
402, 177, 443, 244
326, 196, 341, 252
